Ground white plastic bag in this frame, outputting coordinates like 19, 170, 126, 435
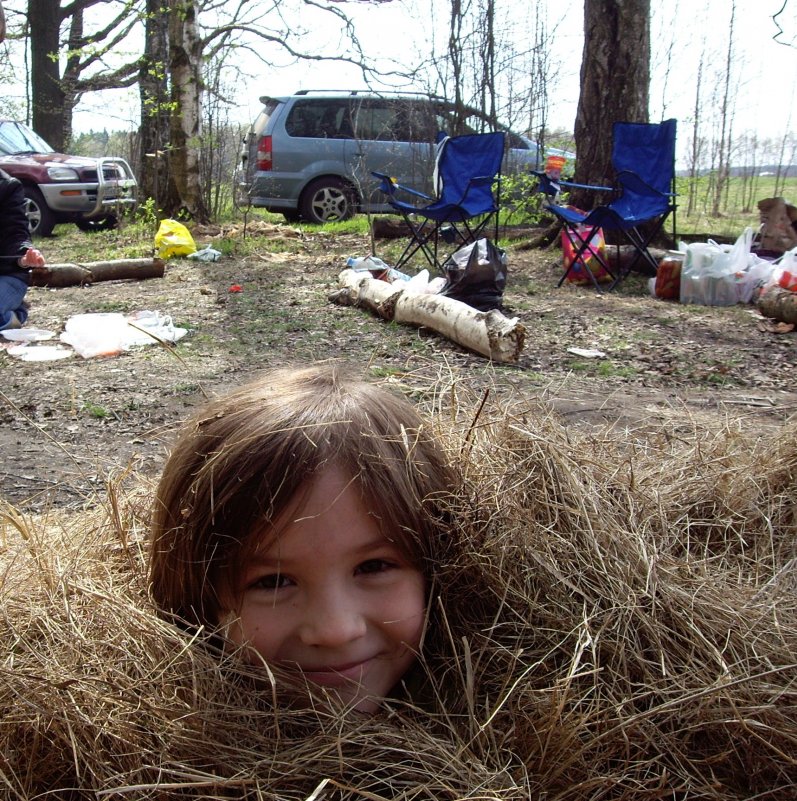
124, 310, 188, 346
60, 313, 129, 358
187, 245, 222, 262
737, 255, 776, 304
679, 228, 752, 306
765, 246, 797, 293
60, 311, 187, 358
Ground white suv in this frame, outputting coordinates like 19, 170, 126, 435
237, 90, 545, 224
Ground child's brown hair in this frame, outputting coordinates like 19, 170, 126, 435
148, 364, 457, 628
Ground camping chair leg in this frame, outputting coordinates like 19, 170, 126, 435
394, 217, 445, 272
558, 223, 616, 292
608, 219, 666, 290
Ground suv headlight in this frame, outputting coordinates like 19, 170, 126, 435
47, 166, 80, 181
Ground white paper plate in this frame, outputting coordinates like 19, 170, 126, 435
567, 347, 606, 359
7, 344, 74, 362
1, 328, 56, 342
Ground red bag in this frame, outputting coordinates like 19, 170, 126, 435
561, 211, 610, 285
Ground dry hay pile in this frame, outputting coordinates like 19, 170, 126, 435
1, 394, 796, 800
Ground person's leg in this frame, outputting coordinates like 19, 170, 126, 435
0, 275, 29, 329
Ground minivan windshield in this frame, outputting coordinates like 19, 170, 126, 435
0, 121, 54, 156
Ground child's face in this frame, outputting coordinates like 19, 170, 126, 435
223, 467, 426, 712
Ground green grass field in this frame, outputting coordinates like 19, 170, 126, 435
675, 174, 797, 240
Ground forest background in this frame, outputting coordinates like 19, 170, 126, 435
0, 0, 795, 235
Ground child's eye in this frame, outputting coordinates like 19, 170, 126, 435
250, 573, 292, 590
356, 558, 396, 575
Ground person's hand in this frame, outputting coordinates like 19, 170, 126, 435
19, 248, 45, 268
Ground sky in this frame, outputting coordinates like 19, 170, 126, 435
27, 0, 797, 164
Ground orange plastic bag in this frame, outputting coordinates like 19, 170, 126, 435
562, 213, 610, 285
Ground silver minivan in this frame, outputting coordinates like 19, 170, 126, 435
237, 90, 547, 224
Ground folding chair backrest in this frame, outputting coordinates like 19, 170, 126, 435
436, 132, 506, 212
611, 171, 672, 222
611, 119, 677, 195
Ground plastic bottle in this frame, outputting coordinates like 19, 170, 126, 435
346, 255, 390, 271
345, 255, 410, 282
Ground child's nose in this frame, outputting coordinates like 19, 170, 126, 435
299, 592, 367, 648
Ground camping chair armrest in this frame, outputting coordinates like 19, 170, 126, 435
532, 170, 562, 199
453, 174, 498, 205
371, 171, 432, 201
559, 179, 615, 192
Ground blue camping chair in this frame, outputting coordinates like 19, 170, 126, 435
538, 119, 677, 291
373, 131, 506, 272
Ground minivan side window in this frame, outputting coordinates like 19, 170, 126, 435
354, 100, 406, 142
285, 100, 353, 139
353, 99, 441, 144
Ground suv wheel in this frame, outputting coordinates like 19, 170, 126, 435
76, 214, 119, 233
300, 178, 355, 224
23, 186, 56, 237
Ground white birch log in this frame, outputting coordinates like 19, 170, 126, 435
333, 269, 526, 363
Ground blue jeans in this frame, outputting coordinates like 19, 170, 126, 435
0, 275, 29, 329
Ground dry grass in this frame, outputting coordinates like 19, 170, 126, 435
1, 385, 796, 799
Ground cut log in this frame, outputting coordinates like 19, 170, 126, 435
29, 258, 166, 288
333, 268, 525, 363
604, 244, 667, 275
757, 285, 797, 325
371, 217, 413, 240
371, 216, 547, 243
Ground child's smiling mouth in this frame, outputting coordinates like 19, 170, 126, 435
296, 660, 371, 687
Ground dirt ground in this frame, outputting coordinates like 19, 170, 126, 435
2, 221, 796, 512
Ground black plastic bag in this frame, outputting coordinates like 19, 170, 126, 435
440, 238, 507, 311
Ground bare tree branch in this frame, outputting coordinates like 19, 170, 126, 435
772, 0, 796, 48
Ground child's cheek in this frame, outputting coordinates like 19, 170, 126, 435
218, 610, 244, 646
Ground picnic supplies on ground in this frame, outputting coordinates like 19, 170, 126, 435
440, 238, 507, 311
187, 245, 222, 262
654, 251, 685, 300
561, 216, 611, 286
154, 219, 197, 259
60, 311, 187, 359
679, 228, 754, 306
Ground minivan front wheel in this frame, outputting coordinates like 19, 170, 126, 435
300, 178, 356, 224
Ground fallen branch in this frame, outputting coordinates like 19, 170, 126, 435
332, 269, 525, 363
30, 258, 166, 288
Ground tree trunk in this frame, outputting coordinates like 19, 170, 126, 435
139, 0, 181, 212
167, 0, 208, 222
60, 7, 83, 150
571, 0, 650, 212
29, 0, 65, 150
